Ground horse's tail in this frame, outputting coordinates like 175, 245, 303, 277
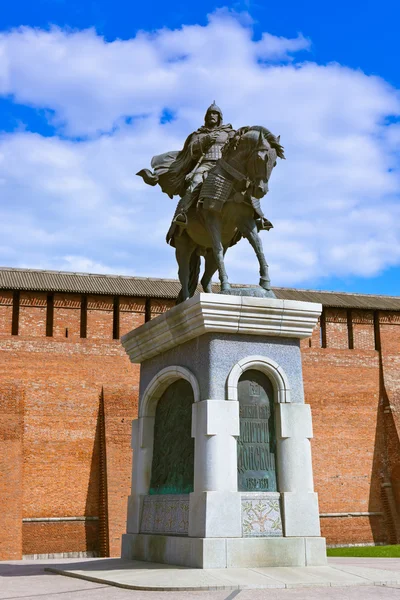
176, 250, 201, 304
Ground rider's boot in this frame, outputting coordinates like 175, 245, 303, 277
172, 192, 192, 229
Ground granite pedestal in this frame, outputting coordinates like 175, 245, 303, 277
120, 293, 326, 568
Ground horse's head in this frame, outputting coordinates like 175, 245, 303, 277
223, 126, 284, 199
246, 127, 284, 198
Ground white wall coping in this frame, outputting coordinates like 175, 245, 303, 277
122, 293, 322, 364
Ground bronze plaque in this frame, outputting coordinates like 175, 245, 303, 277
237, 369, 277, 492
149, 379, 194, 495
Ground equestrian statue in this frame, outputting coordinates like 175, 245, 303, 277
137, 102, 285, 303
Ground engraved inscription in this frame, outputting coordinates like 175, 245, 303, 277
149, 380, 194, 495
237, 370, 277, 492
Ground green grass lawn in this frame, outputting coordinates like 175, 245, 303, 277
327, 545, 400, 558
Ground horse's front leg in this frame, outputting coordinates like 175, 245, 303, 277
175, 236, 192, 301
239, 218, 271, 290
204, 210, 230, 292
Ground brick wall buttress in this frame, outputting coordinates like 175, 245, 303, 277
0, 385, 24, 559
378, 311, 400, 541
102, 385, 137, 557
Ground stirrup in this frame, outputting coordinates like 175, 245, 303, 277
256, 217, 273, 231
173, 213, 188, 227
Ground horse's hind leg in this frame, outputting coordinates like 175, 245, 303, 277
175, 234, 196, 302
204, 211, 230, 292
239, 218, 271, 290
201, 250, 218, 293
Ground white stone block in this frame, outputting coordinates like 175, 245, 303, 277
130, 419, 139, 450
201, 538, 228, 569
191, 399, 239, 437
121, 533, 228, 568
281, 492, 321, 537
193, 435, 237, 492
192, 400, 239, 493
226, 537, 306, 567
126, 494, 143, 534
121, 532, 134, 559
277, 438, 314, 492
139, 416, 155, 447
188, 491, 242, 538
277, 403, 313, 439
121, 534, 326, 568
305, 536, 327, 565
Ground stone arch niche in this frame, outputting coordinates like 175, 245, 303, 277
226, 354, 291, 497
237, 369, 277, 493
226, 354, 291, 404
149, 379, 194, 495
125, 366, 199, 537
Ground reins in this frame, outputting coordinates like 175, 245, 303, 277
219, 158, 248, 182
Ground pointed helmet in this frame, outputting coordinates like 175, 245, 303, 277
204, 100, 223, 124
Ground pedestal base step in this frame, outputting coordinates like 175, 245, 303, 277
121, 533, 327, 569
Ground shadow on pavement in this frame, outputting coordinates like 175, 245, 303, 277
0, 558, 185, 578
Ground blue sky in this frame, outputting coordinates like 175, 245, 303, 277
0, 0, 400, 294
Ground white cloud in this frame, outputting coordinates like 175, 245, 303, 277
256, 32, 311, 61
0, 10, 399, 288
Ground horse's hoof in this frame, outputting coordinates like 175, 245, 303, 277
221, 282, 231, 292
200, 279, 212, 293
259, 277, 271, 290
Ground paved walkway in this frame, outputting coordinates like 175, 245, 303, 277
45, 556, 400, 591
1, 557, 400, 598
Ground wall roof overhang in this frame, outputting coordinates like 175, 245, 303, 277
0, 266, 399, 311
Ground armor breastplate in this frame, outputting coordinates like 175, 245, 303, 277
203, 130, 230, 160
204, 141, 224, 160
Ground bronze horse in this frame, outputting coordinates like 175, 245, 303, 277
168, 126, 285, 302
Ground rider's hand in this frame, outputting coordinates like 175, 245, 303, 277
209, 131, 220, 141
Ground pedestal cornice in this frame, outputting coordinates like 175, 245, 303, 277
121, 293, 322, 364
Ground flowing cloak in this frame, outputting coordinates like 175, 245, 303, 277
150, 124, 234, 198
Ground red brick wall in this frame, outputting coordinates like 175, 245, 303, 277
353, 310, 375, 351
302, 308, 392, 546
325, 308, 349, 349
0, 291, 13, 336
87, 295, 114, 339
319, 515, 385, 546
0, 385, 24, 560
1, 293, 399, 558
19, 292, 48, 337
0, 292, 140, 559
103, 386, 137, 556
22, 520, 98, 556
120, 297, 145, 337
53, 293, 82, 340
151, 298, 176, 318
